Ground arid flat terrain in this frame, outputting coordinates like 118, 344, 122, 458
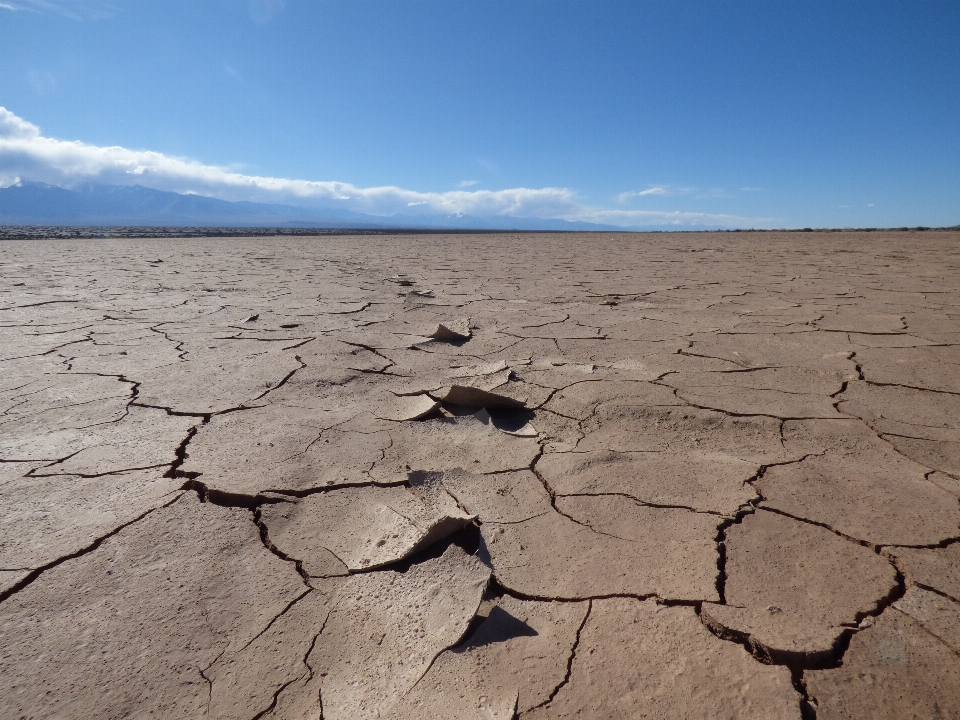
1, 231, 959, 719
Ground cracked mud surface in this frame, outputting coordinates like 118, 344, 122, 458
1, 230, 959, 719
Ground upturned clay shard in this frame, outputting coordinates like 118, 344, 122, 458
430, 384, 526, 408
375, 393, 440, 421
429, 318, 472, 341
472, 407, 538, 437
310, 543, 491, 720
382, 595, 589, 719
260, 479, 476, 574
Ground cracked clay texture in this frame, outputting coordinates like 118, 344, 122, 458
1, 230, 959, 719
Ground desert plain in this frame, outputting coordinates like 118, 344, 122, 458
1, 230, 959, 719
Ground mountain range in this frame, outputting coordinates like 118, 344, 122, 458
0, 180, 623, 231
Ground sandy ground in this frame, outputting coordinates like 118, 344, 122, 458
1, 231, 959, 719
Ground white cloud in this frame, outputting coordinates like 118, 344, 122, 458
617, 187, 668, 202
568, 208, 765, 227
619, 185, 762, 202
458, 179, 479, 188
1, 0, 116, 18
0, 107, 769, 228
0, 108, 41, 139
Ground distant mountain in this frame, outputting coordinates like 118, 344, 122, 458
0, 180, 624, 231
0, 181, 378, 228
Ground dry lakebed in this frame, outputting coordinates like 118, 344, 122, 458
1, 230, 959, 719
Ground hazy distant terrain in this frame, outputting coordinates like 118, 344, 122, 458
3, 183, 955, 233
0, 181, 623, 231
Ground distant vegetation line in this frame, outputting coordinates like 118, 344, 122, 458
2, 225, 958, 241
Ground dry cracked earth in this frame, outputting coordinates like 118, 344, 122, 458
1, 231, 959, 720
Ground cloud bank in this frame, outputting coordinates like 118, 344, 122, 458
0, 108, 763, 227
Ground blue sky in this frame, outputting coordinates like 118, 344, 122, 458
1, 0, 959, 228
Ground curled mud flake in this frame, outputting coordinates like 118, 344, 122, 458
259, 481, 475, 574
429, 384, 527, 409
308, 544, 490, 720
374, 393, 440, 422
428, 318, 472, 342
500, 421, 538, 437
471, 407, 539, 438
382, 595, 588, 719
